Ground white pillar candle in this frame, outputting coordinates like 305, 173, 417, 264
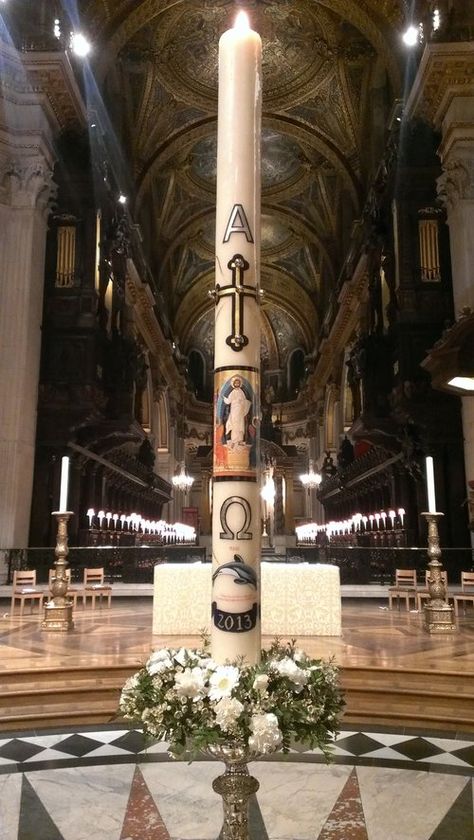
58, 456, 69, 513
211, 11, 262, 665
426, 456, 437, 513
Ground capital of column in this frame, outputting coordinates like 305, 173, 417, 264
437, 154, 474, 211
0, 154, 57, 211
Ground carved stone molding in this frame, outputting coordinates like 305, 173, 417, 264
437, 156, 474, 210
0, 157, 56, 210
405, 42, 474, 128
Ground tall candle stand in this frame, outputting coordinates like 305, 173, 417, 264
421, 512, 456, 634
42, 511, 74, 632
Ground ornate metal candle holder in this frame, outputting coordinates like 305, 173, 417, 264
421, 512, 456, 634
42, 511, 74, 632
208, 744, 259, 840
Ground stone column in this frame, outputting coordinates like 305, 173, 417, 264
0, 158, 55, 547
405, 43, 474, 528
437, 98, 474, 506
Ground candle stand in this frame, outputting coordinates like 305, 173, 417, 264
421, 512, 456, 634
42, 511, 74, 632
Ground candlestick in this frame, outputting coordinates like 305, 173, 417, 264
42, 511, 74, 632
211, 11, 262, 665
398, 507, 405, 527
426, 456, 436, 513
421, 512, 456, 634
59, 456, 69, 513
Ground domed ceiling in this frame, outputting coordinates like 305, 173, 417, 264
80, 0, 405, 399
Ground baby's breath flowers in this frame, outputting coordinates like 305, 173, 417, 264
119, 639, 344, 761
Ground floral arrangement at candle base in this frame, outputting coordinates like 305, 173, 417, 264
119, 638, 344, 760
120, 639, 344, 839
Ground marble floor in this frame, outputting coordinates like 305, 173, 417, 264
2, 596, 474, 838
1, 724, 474, 839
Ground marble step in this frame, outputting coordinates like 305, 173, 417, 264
342, 666, 474, 694
1, 663, 473, 734
1, 664, 139, 689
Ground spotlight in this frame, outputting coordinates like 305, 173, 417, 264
402, 25, 419, 46
118, 194, 127, 205
70, 32, 92, 57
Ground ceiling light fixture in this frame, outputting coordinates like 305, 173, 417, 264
402, 25, 419, 46
70, 32, 92, 57
118, 194, 127, 204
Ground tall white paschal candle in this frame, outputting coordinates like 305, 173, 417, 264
425, 456, 437, 513
211, 12, 262, 665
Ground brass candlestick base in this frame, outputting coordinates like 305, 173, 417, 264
42, 511, 74, 632
421, 512, 456, 634
208, 744, 259, 839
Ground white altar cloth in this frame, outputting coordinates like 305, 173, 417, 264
152, 562, 341, 637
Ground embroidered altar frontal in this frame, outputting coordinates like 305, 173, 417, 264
152, 562, 341, 637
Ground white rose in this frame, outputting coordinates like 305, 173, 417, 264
253, 673, 269, 693
174, 666, 206, 699
275, 657, 308, 691
208, 665, 240, 700
174, 647, 191, 667
148, 657, 173, 676
214, 697, 244, 732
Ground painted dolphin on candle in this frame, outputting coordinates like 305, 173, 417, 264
212, 554, 257, 588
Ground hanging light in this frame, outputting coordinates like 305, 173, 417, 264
70, 32, 92, 57
172, 462, 194, 493
261, 473, 275, 505
299, 459, 322, 490
402, 24, 420, 46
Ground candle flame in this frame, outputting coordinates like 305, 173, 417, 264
234, 10, 250, 31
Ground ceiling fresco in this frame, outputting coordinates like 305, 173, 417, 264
78, 0, 407, 398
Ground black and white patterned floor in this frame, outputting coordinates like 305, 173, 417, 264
1, 724, 474, 839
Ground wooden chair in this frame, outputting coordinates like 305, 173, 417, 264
11, 570, 45, 616
416, 570, 449, 611
453, 572, 474, 617
82, 567, 112, 609
388, 569, 418, 611
48, 568, 80, 608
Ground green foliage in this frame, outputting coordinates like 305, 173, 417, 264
119, 638, 345, 762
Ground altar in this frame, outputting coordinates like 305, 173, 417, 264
152, 562, 341, 637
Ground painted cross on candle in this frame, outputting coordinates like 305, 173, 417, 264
212, 253, 258, 351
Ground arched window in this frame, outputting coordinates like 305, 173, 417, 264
287, 348, 305, 398
188, 349, 206, 398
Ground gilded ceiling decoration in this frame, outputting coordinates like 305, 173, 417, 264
77, 0, 408, 401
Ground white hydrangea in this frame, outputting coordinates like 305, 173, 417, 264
119, 673, 140, 712
208, 665, 240, 701
174, 666, 206, 699
248, 712, 282, 754
275, 656, 308, 691
214, 696, 244, 732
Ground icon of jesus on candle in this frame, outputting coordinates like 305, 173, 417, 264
223, 377, 251, 446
